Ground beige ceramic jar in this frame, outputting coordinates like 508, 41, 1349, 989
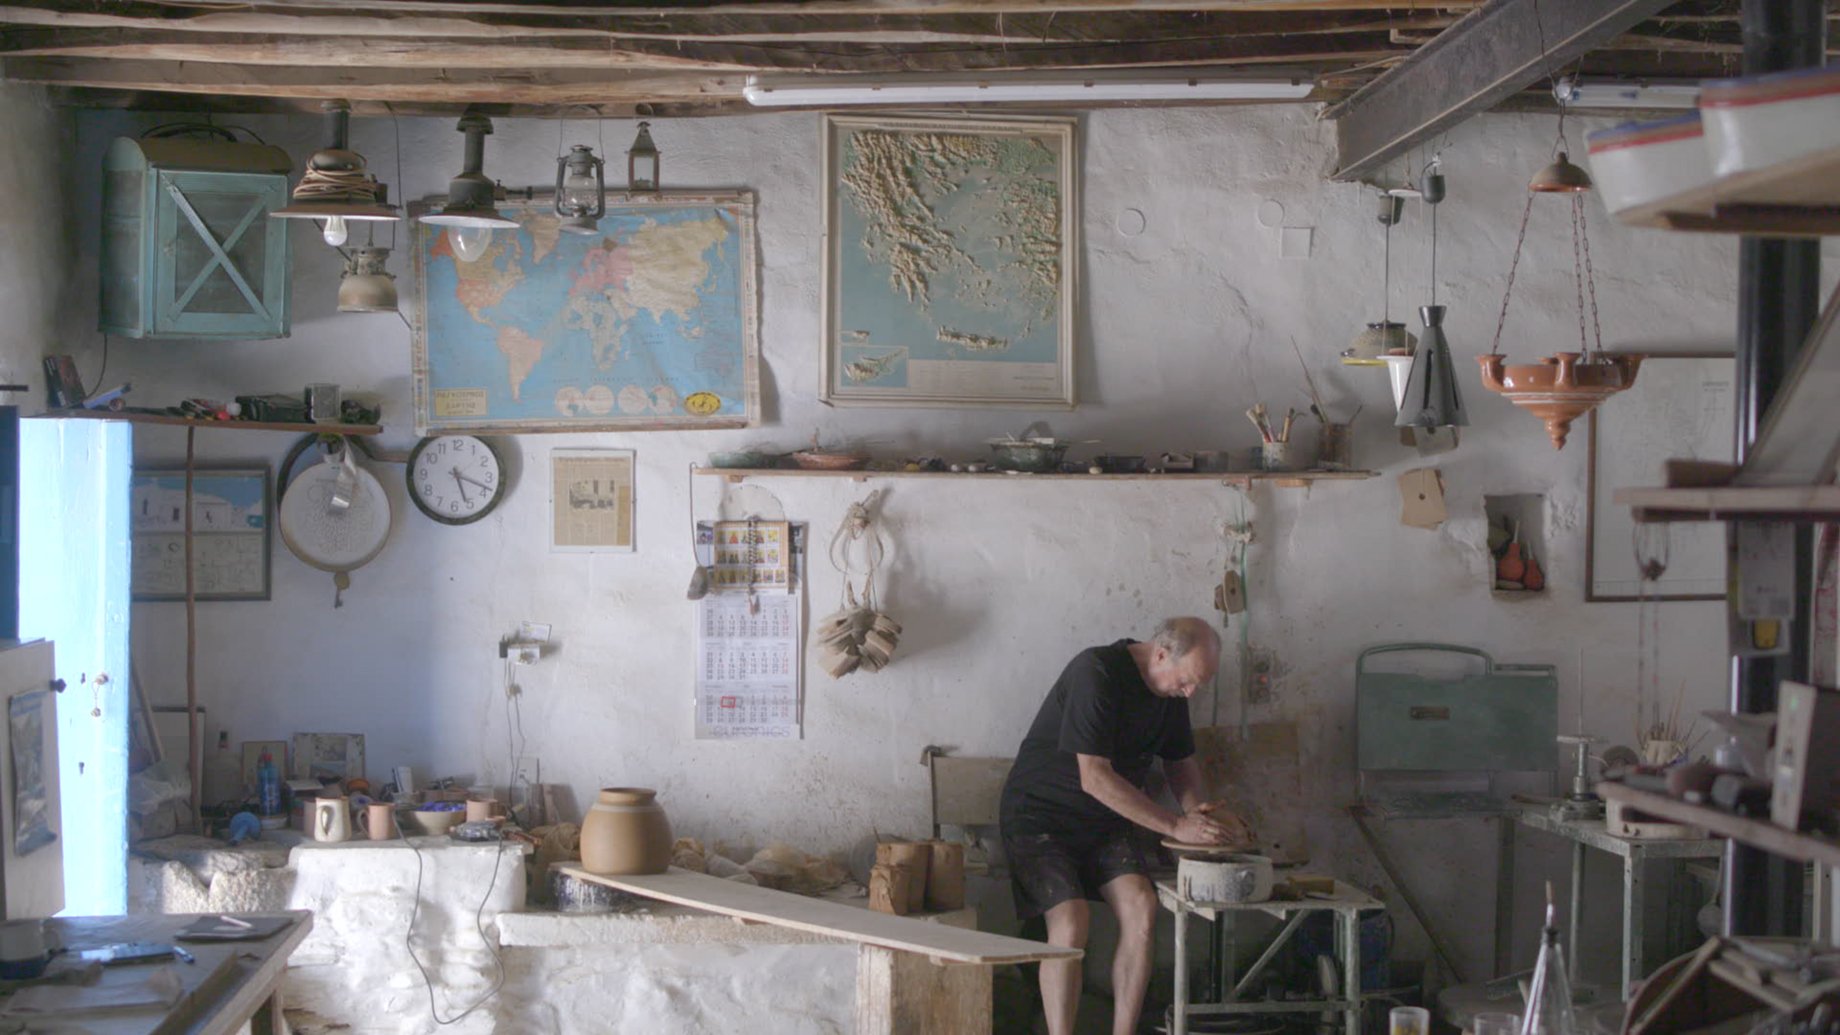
580, 787, 673, 874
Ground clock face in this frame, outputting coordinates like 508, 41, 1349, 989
407, 435, 505, 525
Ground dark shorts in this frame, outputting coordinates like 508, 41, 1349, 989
1003, 827, 1151, 921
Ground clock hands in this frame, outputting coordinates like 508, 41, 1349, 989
450, 469, 471, 505
450, 467, 493, 492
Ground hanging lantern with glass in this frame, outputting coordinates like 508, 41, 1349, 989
271, 99, 400, 247
337, 247, 397, 314
627, 121, 660, 193
1477, 134, 1642, 449
555, 144, 606, 235
417, 108, 520, 262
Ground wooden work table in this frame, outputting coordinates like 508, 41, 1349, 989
560, 865, 1078, 1035
2, 911, 311, 1035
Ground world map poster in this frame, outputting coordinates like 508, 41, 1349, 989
412, 192, 759, 433
823, 115, 1077, 408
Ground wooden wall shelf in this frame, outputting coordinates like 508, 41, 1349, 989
1597, 782, 1840, 869
695, 467, 1377, 487
34, 409, 383, 436
1617, 145, 1840, 237
1613, 484, 1840, 522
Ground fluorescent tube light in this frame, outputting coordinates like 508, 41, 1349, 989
1554, 75, 1701, 110
743, 70, 1315, 107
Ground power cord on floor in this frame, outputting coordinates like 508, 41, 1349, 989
402, 814, 510, 1025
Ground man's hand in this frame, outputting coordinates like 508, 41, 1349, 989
1171, 803, 1256, 846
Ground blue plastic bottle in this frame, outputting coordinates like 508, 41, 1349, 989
257, 750, 280, 816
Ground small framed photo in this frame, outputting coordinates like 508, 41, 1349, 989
550, 449, 635, 553
130, 468, 271, 601
290, 733, 365, 785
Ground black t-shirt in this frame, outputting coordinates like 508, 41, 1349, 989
999, 639, 1196, 837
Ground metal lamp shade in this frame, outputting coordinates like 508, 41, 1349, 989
1394, 305, 1468, 428
272, 100, 399, 224
418, 111, 520, 230
1529, 151, 1593, 193
337, 247, 397, 313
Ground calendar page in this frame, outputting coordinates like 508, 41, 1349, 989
693, 522, 805, 739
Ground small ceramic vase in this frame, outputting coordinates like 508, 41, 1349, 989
580, 787, 673, 875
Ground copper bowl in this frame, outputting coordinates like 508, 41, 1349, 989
1477, 352, 1643, 449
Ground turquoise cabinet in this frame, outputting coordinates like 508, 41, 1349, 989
100, 137, 294, 340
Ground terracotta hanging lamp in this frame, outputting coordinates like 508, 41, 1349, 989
1477, 135, 1642, 449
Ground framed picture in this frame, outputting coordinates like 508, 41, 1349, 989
130, 468, 271, 601
821, 114, 1078, 408
410, 191, 760, 434
291, 733, 365, 785
1587, 352, 1735, 601
550, 448, 635, 552
241, 739, 287, 795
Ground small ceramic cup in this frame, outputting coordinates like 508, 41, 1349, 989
466, 798, 506, 824
1259, 440, 1297, 472
361, 801, 397, 840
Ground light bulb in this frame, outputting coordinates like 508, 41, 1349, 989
320, 215, 349, 247
448, 225, 492, 262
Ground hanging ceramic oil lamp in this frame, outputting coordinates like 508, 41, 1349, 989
1477, 136, 1643, 449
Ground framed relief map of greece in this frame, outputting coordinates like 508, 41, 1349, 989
412, 191, 759, 433
822, 115, 1077, 408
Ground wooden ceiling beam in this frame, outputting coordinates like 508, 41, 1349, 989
0, 32, 1406, 80
0, 10, 1458, 47
87, 1, 1484, 16
1327, 0, 1676, 181
1, 56, 739, 104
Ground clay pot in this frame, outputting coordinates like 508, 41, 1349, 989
580, 787, 673, 875
1476, 352, 1644, 449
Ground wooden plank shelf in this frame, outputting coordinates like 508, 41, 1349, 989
1596, 782, 1840, 869
33, 408, 383, 436
1614, 484, 1840, 522
695, 467, 1377, 486
1616, 144, 1840, 237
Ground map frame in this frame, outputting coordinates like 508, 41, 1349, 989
410, 190, 761, 434
821, 114, 1079, 409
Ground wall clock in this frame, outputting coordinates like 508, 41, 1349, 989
407, 435, 505, 525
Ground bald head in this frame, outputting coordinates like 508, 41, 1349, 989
1150, 617, 1221, 661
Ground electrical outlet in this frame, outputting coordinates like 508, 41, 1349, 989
1244, 648, 1276, 704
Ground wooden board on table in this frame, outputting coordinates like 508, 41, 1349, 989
559, 866, 1079, 965
1192, 723, 1308, 865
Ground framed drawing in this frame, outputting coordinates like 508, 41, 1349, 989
821, 114, 1077, 408
130, 468, 271, 601
411, 191, 759, 434
291, 732, 365, 784
1587, 352, 1735, 601
550, 448, 635, 553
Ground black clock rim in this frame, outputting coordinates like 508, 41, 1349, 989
407, 434, 505, 526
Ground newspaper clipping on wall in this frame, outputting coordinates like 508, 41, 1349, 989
550, 449, 634, 552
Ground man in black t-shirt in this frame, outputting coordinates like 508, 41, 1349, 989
1000, 616, 1249, 1035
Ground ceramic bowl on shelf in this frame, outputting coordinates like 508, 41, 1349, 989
1587, 114, 1714, 214
986, 439, 1068, 473
1700, 65, 1840, 178
404, 806, 466, 837
706, 450, 780, 469
791, 451, 869, 471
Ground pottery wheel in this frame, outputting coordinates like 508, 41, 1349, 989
1162, 838, 1256, 857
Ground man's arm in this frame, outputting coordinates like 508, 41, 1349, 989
1077, 754, 1230, 843
1163, 755, 1208, 814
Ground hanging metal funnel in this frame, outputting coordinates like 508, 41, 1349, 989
1395, 305, 1467, 429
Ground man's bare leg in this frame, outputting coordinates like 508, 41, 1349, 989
1101, 874, 1159, 1035
1041, 897, 1090, 1035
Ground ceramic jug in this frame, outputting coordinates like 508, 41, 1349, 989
360, 801, 396, 840
313, 796, 352, 843
580, 787, 672, 874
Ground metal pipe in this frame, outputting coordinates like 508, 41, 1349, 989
1724, 0, 1825, 940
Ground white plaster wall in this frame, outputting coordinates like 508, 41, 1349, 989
53, 103, 1809, 988
0, 82, 70, 408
